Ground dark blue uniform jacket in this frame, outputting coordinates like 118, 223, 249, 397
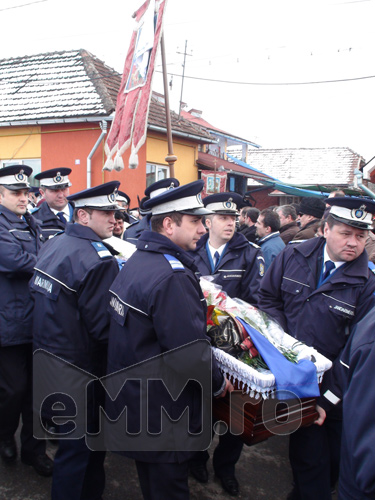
0, 206, 43, 346
320, 309, 375, 499
30, 223, 119, 372
259, 236, 375, 361
33, 201, 74, 239
192, 232, 264, 306
123, 215, 151, 243
107, 230, 225, 463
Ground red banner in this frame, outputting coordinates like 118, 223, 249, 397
201, 172, 228, 197
104, 0, 167, 171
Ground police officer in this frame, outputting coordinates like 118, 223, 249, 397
116, 190, 138, 224
0, 165, 52, 476
317, 307, 375, 499
33, 167, 74, 239
107, 180, 233, 500
190, 192, 265, 496
194, 192, 264, 305
258, 196, 375, 500
30, 181, 120, 500
123, 178, 180, 243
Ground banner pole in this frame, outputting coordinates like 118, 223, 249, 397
160, 34, 176, 177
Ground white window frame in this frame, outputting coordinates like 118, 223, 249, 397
0, 159, 41, 186
146, 163, 170, 188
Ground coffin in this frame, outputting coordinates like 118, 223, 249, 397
212, 343, 331, 446
213, 382, 318, 446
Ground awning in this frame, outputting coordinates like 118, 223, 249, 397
227, 155, 365, 198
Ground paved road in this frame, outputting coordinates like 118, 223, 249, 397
0, 433, 295, 500
0, 431, 340, 500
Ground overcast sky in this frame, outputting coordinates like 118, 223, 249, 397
2, 0, 375, 161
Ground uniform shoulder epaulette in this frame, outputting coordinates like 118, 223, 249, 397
163, 253, 184, 271
248, 241, 260, 249
288, 239, 306, 244
91, 241, 112, 259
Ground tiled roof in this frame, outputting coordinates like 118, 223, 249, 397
0, 49, 213, 140
245, 147, 364, 185
148, 95, 213, 141
0, 49, 114, 122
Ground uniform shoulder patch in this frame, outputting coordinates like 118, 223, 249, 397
91, 241, 112, 259
163, 253, 185, 271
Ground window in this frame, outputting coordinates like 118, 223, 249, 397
279, 195, 300, 205
146, 163, 169, 188
0, 159, 41, 186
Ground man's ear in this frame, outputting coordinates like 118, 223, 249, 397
162, 216, 174, 236
205, 217, 212, 230
77, 208, 90, 225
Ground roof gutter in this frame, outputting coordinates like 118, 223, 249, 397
0, 117, 216, 145
0, 116, 113, 127
87, 121, 107, 188
353, 169, 375, 199
147, 124, 217, 144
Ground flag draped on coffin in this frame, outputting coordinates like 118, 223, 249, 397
103, 0, 167, 172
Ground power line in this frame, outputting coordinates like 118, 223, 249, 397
0, 0, 47, 12
157, 70, 375, 86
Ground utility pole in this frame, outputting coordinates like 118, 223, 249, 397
177, 40, 192, 120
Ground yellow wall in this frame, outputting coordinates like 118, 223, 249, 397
0, 126, 41, 160
146, 134, 199, 184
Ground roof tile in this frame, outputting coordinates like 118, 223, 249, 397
0, 49, 213, 140
245, 147, 363, 185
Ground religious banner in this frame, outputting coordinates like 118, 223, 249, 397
103, 0, 167, 171
201, 172, 228, 197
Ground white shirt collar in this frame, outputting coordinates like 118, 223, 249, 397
51, 205, 70, 219
323, 245, 345, 270
208, 241, 226, 261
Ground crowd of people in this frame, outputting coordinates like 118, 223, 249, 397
0, 164, 375, 500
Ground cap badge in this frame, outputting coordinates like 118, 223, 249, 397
108, 188, 117, 203
54, 172, 62, 183
16, 170, 26, 182
225, 200, 233, 209
352, 205, 367, 220
196, 193, 203, 205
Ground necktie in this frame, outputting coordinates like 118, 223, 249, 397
322, 260, 335, 281
214, 251, 220, 268
57, 212, 67, 225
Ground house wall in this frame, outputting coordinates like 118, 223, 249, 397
0, 126, 41, 160
41, 122, 147, 204
42, 123, 109, 193
147, 133, 199, 185
248, 188, 276, 210
0, 123, 201, 208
